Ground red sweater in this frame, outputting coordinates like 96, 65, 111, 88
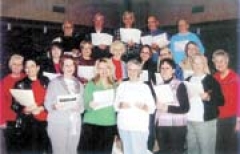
214, 70, 239, 118
31, 80, 48, 121
112, 58, 123, 81
0, 73, 25, 123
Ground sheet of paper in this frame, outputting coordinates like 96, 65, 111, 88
43, 72, 61, 80
10, 89, 36, 107
56, 94, 80, 110
141, 35, 152, 46
120, 28, 141, 43
141, 33, 169, 48
154, 85, 174, 105
183, 69, 194, 79
174, 40, 189, 52
184, 81, 204, 99
93, 89, 115, 110
77, 66, 95, 80
155, 73, 163, 84
91, 33, 113, 46
139, 70, 149, 82
152, 33, 169, 48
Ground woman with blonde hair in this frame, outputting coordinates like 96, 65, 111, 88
110, 40, 127, 83
80, 58, 117, 154
185, 54, 224, 154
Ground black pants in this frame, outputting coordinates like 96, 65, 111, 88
216, 117, 237, 154
4, 119, 50, 154
156, 126, 186, 154
79, 123, 117, 154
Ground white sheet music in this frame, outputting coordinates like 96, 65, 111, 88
93, 89, 115, 110
56, 94, 80, 110
139, 70, 149, 82
120, 28, 141, 44
91, 33, 113, 46
43, 72, 61, 80
10, 89, 36, 107
77, 66, 95, 80
184, 81, 204, 99
141, 33, 169, 48
174, 40, 189, 52
154, 85, 174, 105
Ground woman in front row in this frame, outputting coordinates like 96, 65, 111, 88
186, 54, 224, 154
114, 59, 155, 154
80, 58, 117, 154
155, 58, 189, 154
44, 55, 84, 154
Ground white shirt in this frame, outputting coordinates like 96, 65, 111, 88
114, 81, 155, 132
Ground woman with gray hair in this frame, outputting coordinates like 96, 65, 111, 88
114, 59, 155, 154
212, 49, 239, 154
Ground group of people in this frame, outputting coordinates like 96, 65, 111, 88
0, 10, 239, 154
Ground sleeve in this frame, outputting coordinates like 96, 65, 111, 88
83, 81, 95, 111
208, 76, 224, 106
11, 82, 24, 114
44, 80, 57, 112
144, 85, 156, 114
168, 83, 190, 114
78, 83, 85, 113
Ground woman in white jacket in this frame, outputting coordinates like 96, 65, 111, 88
44, 55, 84, 154
114, 59, 155, 154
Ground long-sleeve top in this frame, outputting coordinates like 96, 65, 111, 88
155, 78, 189, 126
12, 76, 49, 121
114, 80, 156, 132
170, 32, 205, 64
0, 73, 25, 123
83, 81, 116, 126
112, 58, 128, 81
186, 74, 224, 122
214, 69, 239, 118
44, 76, 84, 124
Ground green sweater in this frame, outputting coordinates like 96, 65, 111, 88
83, 81, 116, 126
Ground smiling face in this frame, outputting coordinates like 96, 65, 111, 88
93, 14, 104, 30
51, 46, 62, 59
123, 13, 134, 28
160, 61, 175, 81
62, 58, 76, 77
25, 60, 40, 79
81, 43, 92, 58
147, 16, 159, 31
10, 59, 23, 75
213, 55, 229, 73
63, 21, 74, 36
140, 47, 151, 62
97, 61, 111, 79
127, 62, 141, 81
178, 19, 189, 33
186, 43, 199, 57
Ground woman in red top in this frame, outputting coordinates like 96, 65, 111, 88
12, 57, 50, 154
1, 54, 25, 125
212, 49, 239, 154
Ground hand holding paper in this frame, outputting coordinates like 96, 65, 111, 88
92, 89, 115, 110
91, 33, 113, 46
120, 28, 141, 44
154, 85, 174, 105
10, 89, 36, 107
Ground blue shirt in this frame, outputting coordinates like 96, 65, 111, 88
170, 32, 205, 64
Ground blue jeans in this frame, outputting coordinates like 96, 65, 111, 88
119, 129, 148, 154
187, 119, 217, 154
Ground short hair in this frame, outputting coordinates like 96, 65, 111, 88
122, 11, 135, 22
159, 58, 176, 70
24, 56, 41, 67
127, 59, 142, 69
62, 20, 74, 29
110, 41, 126, 54
212, 49, 229, 62
59, 55, 78, 75
177, 18, 189, 26
79, 40, 92, 50
93, 12, 105, 21
8, 54, 24, 68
